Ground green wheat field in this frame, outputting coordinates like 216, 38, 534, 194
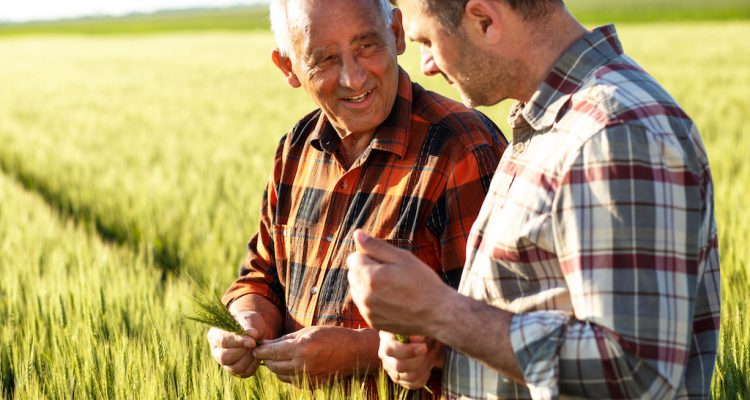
1, 2, 749, 398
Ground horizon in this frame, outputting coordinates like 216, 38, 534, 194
0, 0, 269, 23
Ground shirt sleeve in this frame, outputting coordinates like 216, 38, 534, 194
428, 139, 504, 289
509, 123, 719, 399
222, 135, 287, 312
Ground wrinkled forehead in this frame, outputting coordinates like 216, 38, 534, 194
289, 0, 390, 55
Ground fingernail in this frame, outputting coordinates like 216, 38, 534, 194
354, 230, 369, 244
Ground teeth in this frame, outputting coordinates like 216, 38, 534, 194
346, 91, 369, 102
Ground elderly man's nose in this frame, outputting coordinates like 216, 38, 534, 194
340, 57, 367, 89
420, 47, 440, 77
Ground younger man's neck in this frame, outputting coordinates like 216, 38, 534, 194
516, 9, 588, 102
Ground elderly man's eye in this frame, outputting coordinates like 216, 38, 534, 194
316, 55, 337, 65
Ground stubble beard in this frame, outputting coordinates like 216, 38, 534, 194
453, 37, 522, 108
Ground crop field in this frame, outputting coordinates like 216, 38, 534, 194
1, 5, 749, 400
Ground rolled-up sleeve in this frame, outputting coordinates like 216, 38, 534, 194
222, 136, 287, 312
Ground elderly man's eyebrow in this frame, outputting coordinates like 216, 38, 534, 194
352, 31, 384, 44
308, 45, 336, 59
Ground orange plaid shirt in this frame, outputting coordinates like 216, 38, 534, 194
223, 69, 506, 332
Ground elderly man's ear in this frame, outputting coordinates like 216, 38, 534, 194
391, 8, 406, 56
272, 49, 302, 88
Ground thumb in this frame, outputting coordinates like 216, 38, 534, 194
352, 230, 409, 264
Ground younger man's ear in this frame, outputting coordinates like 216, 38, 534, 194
272, 49, 301, 88
464, 0, 503, 44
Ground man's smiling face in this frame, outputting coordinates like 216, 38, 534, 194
288, 0, 405, 137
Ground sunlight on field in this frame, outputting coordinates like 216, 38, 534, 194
1, 22, 749, 398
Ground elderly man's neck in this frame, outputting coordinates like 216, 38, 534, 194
337, 129, 377, 169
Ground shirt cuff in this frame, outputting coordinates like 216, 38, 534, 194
509, 311, 569, 400
221, 282, 284, 312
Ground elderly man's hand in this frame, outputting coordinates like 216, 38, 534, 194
379, 331, 444, 390
207, 310, 267, 378
252, 326, 378, 385
346, 230, 453, 336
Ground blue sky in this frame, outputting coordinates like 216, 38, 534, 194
0, 0, 268, 22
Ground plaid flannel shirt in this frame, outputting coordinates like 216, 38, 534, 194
444, 25, 721, 399
223, 68, 506, 333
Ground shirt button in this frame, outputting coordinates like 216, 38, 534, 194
326, 233, 334, 242
339, 182, 347, 190
311, 286, 319, 294
514, 142, 527, 154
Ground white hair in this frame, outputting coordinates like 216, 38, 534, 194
270, 0, 394, 58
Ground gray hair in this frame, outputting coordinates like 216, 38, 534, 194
270, 0, 394, 58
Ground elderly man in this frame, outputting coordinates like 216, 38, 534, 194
348, 0, 721, 399
206, 0, 506, 388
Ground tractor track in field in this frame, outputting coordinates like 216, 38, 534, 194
0, 158, 181, 279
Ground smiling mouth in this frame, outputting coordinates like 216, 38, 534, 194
343, 90, 372, 103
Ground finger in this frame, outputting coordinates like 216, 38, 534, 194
240, 357, 261, 378
253, 339, 294, 361
242, 327, 261, 340
388, 367, 430, 390
380, 331, 429, 353
384, 366, 400, 384
406, 335, 428, 344
398, 369, 430, 384
345, 252, 381, 273
212, 346, 248, 366
263, 359, 298, 375
207, 328, 256, 349
225, 352, 254, 377
211, 347, 251, 365
381, 351, 426, 375
233, 313, 265, 338
352, 230, 410, 264
380, 339, 428, 359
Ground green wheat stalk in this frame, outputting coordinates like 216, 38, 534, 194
184, 277, 245, 335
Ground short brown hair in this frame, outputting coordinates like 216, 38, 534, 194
405, 0, 563, 31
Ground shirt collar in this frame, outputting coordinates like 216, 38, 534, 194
310, 67, 413, 159
510, 24, 623, 131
